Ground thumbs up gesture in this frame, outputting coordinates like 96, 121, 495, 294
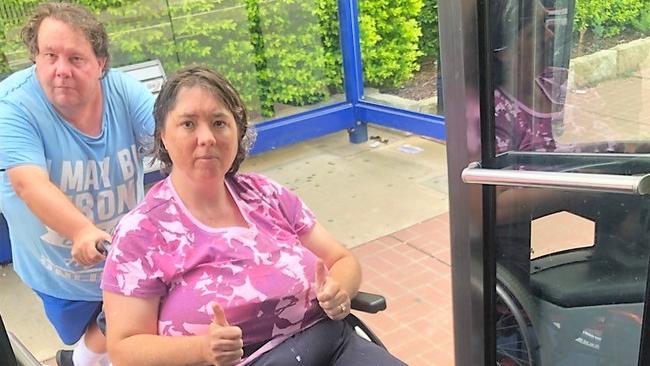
202, 302, 244, 366
314, 260, 351, 321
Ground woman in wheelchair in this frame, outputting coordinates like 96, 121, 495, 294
99, 66, 405, 366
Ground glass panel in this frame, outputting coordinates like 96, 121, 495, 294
490, 0, 650, 364
253, 0, 344, 120
0, 0, 345, 123
0, 4, 33, 77
492, 0, 650, 154
359, 0, 443, 116
496, 185, 649, 365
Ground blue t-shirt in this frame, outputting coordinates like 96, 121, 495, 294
0, 65, 154, 301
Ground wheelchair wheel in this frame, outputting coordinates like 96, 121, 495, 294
496, 266, 539, 366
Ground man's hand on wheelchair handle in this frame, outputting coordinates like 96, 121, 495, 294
70, 225, 111, 266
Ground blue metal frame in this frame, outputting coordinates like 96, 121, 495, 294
339, 0, 364, 104
338, 0, 368, 144
356, 101, 446, 140
251, 102, 355, 154
0, 0, 447, 264
249, 0, 446, 155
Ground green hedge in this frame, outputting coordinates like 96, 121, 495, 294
248, 0, 330, 115
103, 1, 263, 114
417, 0, 438, 62
317, 0, 424, 90
0, 0, 423, 115
632, 1, 650, 34
315, 0, 344, 93
106, 0, 424, 116
575, 0, 645, 38
359, 0, 423, 88
2, 0, 649, 117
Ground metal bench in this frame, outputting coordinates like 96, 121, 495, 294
117, 59, 166, 182
117, 59, 166, 97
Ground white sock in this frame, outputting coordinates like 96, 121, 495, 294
72, 335, 106, 366
98, 354, 111, 366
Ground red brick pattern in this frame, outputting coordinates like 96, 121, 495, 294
352, 212, 454, 366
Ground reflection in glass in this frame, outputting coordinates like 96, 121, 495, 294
496, 184, 649, 365
360, 1, 442, 116
253, 0, 342, 120
493, 0, 650, 153
491, 0, 570, 155
490, 0, 650, 365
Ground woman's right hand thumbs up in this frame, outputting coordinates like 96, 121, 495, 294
203, 302, 244, 366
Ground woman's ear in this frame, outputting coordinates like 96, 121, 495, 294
159, 129, 168, 151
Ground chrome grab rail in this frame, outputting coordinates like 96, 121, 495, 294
461, 162, 650, 195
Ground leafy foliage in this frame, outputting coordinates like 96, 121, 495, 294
417, 0, 438, 62
2, 0, 648, 118
314, 0, 344, 93
358, 0, 424, 88
631, 1, 650, 34
316, 0, 424, 89
0, 0, 423, 114
574, 0, 644, 38
101, 0, 262, 113
248, 0, 330, 114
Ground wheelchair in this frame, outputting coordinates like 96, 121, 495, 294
0, 291, 388, 366
494, 146, 650, 366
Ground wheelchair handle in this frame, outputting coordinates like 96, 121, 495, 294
95, 240, 112, 256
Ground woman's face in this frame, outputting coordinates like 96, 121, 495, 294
161, 86, 239, 182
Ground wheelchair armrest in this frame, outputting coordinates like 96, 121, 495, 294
351, 291, 386, 314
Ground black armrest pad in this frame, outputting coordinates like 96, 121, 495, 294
351, 291, 386, 313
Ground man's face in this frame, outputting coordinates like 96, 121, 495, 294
34, 17, 106, 116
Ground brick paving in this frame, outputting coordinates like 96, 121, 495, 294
351, 212, 454, 366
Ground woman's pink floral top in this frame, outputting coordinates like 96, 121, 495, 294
101, 173, 325, 363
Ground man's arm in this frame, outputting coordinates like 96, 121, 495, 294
8, 165, 109, 265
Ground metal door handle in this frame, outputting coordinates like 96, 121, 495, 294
461, 162, 650, 195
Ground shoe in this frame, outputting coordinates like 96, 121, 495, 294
55, 349, 74, 366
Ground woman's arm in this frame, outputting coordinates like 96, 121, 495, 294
300, 222, 362, 319
104, 292, 243, 366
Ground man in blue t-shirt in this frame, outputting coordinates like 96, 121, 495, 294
0, 3, 155, 366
